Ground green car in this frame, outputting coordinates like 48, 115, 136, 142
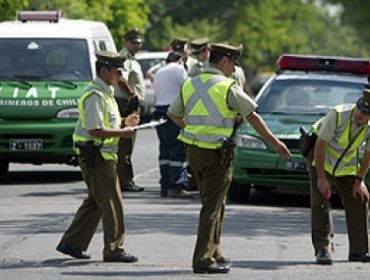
230, 54, 370, 202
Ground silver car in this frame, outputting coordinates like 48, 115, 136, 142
137, 51, 168, 118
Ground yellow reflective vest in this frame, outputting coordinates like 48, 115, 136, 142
312, 104, 369, 176
73, 82, 121, 161
178, 73, 238, 149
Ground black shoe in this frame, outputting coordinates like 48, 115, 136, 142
315, 249, 333, 265
349, 253, 370, 262
161, 188, 168, 197
217, 256, 231, 266
56, 242, 90, 259
122, 185, 144, 192
103, 252, 138, 263
168, 189, 194, 199
193, 264, 230, 274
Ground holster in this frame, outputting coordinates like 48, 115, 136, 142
219, 138, 236, 168
299, 126, 317, 157
75, 141, 101, 169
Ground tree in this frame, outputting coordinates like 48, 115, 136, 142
143, 0, 242, 50
144, 0, 368, 73
0, 0, 150, 49
321, 0, 370, 48
231, 0, 368, 71
0, 0, 28, 22
109, 0, 150, 49
1, 0, 367, 72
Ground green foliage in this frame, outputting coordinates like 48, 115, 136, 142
144, 16, 224, 51
230, 0, 368, 71
0, 0, 368, 72
143, 0, 368, 73
109, 0, 150, 50
0, 0, 150, 49
0, 0, 29, 22
321, 0, 370, 47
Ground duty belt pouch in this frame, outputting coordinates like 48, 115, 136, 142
219, 114, 243, 168
299, 126, 317, 157
219, 138, 236, 168
75, 141, 101, 169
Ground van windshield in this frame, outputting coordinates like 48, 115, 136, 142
0, 38, 92, 81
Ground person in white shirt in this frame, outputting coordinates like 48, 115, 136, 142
152, 52, 193, 198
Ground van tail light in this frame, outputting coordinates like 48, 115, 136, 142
277, 54, 370, 75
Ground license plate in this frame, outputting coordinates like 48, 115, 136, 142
286, 159, 307, 172
9, 139, 43, 151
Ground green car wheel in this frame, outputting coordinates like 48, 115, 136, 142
228, 180, 251, 203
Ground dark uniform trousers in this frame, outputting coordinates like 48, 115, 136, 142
307, 149, 369, 256
117, 134, 136, 188
187, 145, 232, 269
115, 96, 137, 189
61, 154, 126, 258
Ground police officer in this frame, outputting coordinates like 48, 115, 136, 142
167, 43, 291, 274
56, 51, 139, 262
115, 28, 145, 192
186, 38, 211, 190
309, 85, 370, 265
188, 37, 210, 77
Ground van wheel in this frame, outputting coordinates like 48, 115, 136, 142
228, 180, 250, 203
0, 162, 9, 175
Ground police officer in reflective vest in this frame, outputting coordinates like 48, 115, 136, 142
168, 43, 291, 274
56, 51, 139, 263
115, 28, 145, 192
309, 85, 370, 265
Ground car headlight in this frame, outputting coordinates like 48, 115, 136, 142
56, 108, 79, 119
235, 134, 267, 150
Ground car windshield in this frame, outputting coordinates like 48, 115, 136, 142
0, 38, 92, 81
257, 79, 364, 115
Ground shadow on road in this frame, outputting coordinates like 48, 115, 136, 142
0, 257, 192, 277
232, 259, 315, 270
61, 270, 191, 278
0, 170, 82, 185
230, 189, 343, 209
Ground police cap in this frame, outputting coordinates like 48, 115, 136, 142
210, 43, 243, 64
124, 28, 143, 43
356, 85, 370, 115
170, 38, 188, 52
95, 50, 126, 69
189, 38, 209, 55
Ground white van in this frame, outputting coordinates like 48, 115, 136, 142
0, 10, 117, 174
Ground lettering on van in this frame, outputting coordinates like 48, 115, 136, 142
0, 99, 78, 106
0, 86, 78, 107
0, 86, 61, 98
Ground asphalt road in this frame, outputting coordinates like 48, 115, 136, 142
1, 130, 370, 279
